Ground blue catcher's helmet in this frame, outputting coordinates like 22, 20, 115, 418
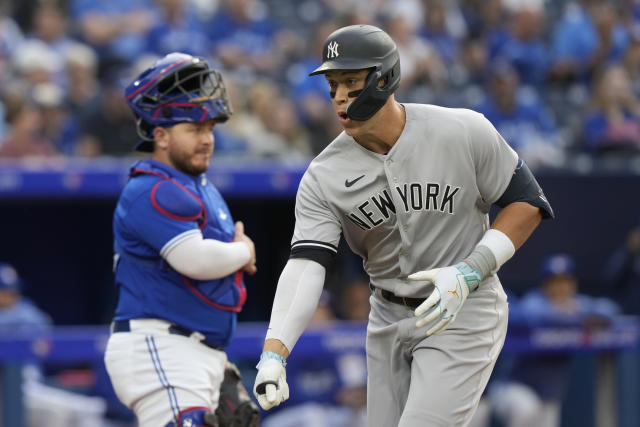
124, 52, 233, 152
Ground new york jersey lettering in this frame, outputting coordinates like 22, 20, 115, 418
394, 183, 461, 214
348, 183, 461, 230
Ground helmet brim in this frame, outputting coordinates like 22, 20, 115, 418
309, 58, 379, 76
134, 139, 154, 152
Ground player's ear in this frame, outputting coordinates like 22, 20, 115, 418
153, 127, 169, 149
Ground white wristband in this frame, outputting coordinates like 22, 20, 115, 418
476, 229, 515, 270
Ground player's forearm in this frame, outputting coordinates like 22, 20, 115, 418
491, 201, 542, 250
464, 202, 542, 280
265, 258, 326, 355
164, 233, 251, 280
263, 338, 290, 358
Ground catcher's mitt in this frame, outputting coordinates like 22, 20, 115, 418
215, 362, 260, 427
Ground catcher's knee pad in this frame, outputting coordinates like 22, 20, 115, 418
164, 407, 219, 427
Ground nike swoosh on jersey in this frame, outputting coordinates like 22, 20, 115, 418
345, 174, 365, 187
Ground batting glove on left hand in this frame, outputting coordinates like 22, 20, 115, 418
253, 352, 289, 410
408, 262, 481, 336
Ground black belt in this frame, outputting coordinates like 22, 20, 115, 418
112, 319, 224, 351
370, 284, 426, 309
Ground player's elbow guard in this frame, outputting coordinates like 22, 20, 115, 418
496, 159, 554, 219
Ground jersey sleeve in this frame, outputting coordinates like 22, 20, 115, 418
290, 169, 341, 267
124, 181, 202, 255
467, 111, 519, 204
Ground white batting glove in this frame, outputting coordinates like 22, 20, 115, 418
253, 352, 289, 410
408, 262, 482, 336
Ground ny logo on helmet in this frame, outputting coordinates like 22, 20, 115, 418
327, 41, 339, 59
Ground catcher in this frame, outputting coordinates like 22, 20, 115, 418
104, 52, 259, 427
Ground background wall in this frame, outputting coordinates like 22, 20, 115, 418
1, 166, 638, 326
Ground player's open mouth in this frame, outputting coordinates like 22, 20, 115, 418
337, 112, 349, 123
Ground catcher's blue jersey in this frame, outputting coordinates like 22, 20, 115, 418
112, 159, 245, 347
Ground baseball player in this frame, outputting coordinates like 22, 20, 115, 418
253, 25, 554, 427
104, 52, 259, 427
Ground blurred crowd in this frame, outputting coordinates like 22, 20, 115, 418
2, 0, 640, 169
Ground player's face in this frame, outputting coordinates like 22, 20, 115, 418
166, 120, 216, 175
543, 275, 577, 304
0, 290, 18, 309
325, 69, 370, 135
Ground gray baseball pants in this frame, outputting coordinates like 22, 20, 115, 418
366, 278, 508, 427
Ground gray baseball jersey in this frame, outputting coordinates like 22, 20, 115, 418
291, 103, 518, 296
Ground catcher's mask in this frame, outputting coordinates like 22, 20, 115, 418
310, 24, 400, 121
124, 52, 232, 152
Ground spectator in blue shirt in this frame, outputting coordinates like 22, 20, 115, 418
448, 36, 491, 108
0, 262, 51, 333
580, 64, 640, 156
27, 3, 76, 58
492, 4, 551, 88
474, 60, 566, 169
288, 21, 342, 154
0, 262, 110, 427
145, 0, 210, 57
72, 0, 155, 68
549, 0, 629, 85
386, 12, 448, 104
418, 0, 463, 65
207, 0, 283, 81
18, 3, 76, 90
490, 253, 620, 427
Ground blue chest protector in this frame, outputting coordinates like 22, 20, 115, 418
112, 159, 245, 346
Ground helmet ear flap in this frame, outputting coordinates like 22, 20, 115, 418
346, 69, 387, 121
345, 58, 400, 121
345, 68, 378, 99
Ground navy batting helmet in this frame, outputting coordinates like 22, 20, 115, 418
125, 52, 232, 152
309, 24, 400, 121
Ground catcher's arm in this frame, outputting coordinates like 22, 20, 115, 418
164, 227, 253, 280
